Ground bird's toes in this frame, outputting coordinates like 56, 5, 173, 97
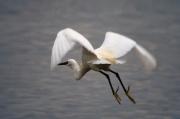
114, 91, 121, 104
126, 92, 136, 104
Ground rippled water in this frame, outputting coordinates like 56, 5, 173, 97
0, 0, 180, 119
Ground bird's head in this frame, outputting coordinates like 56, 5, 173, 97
58, 59, 78, 69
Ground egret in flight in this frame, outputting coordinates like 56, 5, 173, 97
51, 28, 156, 104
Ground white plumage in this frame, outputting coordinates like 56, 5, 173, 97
50, 28, 157, 104
51, 28, 95, 70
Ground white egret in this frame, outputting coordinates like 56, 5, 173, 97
51, 28, 157, 104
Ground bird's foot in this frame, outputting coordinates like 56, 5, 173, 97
113, 86, 121, 104
125, 85, 136, 104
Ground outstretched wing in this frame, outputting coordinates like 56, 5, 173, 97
95, 32, 156, 70
51, 28, 95, 70
94, 32, 136, 64
96, 32, 137, 59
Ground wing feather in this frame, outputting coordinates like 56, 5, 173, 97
134, 44, 157, 70
51, 28, 95, 70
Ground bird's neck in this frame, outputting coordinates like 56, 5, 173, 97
68, 62, 80, 80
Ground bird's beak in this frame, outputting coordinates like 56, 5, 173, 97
58, 61, 68, 65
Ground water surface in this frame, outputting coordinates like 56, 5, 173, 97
0, 0, 180, 119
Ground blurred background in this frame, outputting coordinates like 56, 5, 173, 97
0, 0, 180, 119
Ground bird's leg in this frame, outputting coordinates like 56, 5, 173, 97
99, 71, 121, 104
110, 70, 136, 104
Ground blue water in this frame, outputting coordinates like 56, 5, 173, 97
0, 0, 180, 119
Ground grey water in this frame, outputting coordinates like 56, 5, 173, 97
0, 0, 180, 119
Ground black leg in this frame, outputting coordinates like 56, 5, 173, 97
109, 70, 127, 92
99, 71, 121, 104
110, 70, 136, 104
99, 71, 114, 94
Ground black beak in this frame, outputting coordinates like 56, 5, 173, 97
58, 61, 68, 65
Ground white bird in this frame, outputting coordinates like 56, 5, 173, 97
51, 28, 157, 104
